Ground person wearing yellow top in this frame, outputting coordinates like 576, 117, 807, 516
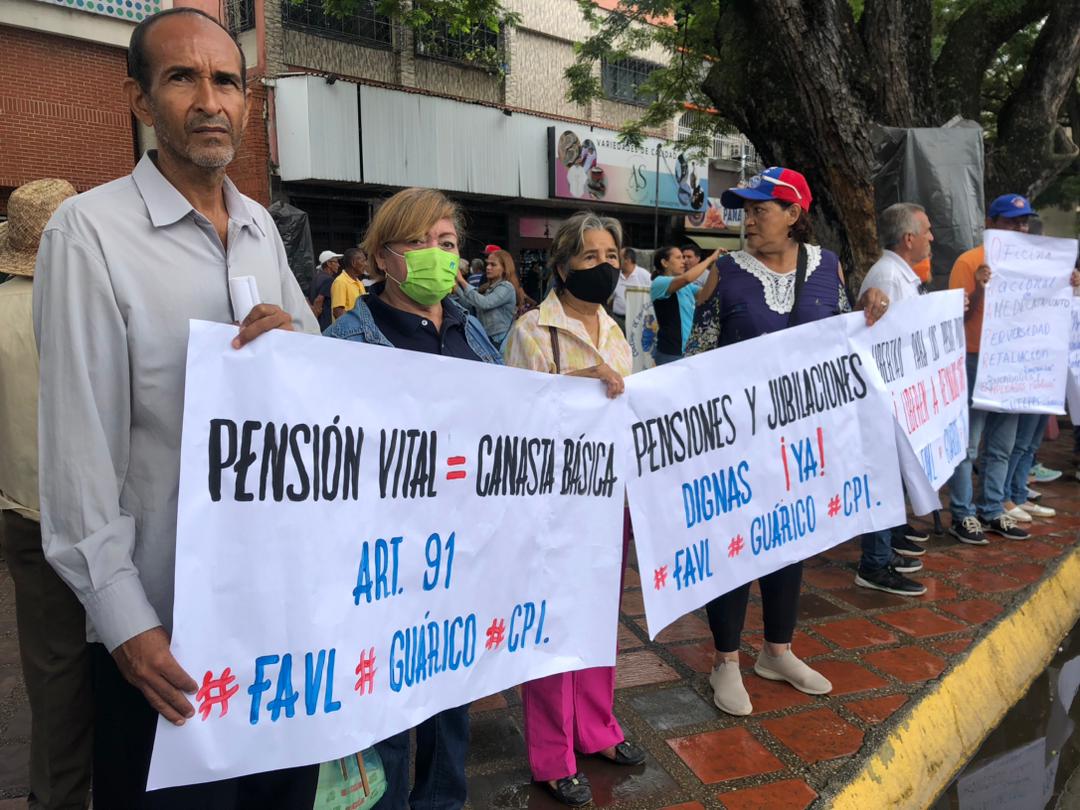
502, 211, 642, 808
330, 246, 368, 321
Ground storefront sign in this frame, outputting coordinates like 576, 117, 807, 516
548, 126, 709, 212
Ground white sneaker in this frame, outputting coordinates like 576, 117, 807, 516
1028, 487, 1043, 500
1004, 506, 1033, 523
1021, 501, 1056, 517
709, 660, 752, 716
753, 649, 832, 695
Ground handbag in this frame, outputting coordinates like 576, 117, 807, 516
312, 748, 387, 810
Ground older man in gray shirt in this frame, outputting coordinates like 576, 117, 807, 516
33, 7, 319, 807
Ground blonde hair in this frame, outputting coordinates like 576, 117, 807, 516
480, 250, 516, 294
362, 187, 464, 276
548, 211, 623, 290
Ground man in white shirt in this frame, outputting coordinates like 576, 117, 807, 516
33, 8, 319, 806
855, 202, 934, 597
612, 246, 651, 334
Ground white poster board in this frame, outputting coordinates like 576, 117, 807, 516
973, 231, 1077, 414
626, 285, 658, 374
1067, 298, 1080, 426
148, 321, 629, 789
624, 312, 906, 638
849, 290, 969, 515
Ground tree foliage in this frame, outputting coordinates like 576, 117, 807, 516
562, 0, 1080, 279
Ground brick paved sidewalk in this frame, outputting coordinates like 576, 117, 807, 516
1, 435, 1078, 809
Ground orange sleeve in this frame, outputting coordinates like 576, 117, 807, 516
949, 251, 977, 295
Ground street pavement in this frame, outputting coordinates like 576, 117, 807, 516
1, 434, 1078, 809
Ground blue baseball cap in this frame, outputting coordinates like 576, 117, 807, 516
988, 194, 1035, 219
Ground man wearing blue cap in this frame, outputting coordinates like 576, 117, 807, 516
946, 194, 1038, 544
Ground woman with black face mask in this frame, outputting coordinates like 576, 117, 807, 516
650, 244, 721, 365
502, 211, 645, 807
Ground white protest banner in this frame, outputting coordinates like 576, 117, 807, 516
624, 312, 905, 638
1068, 298, 1080, 426
848, 290, 969, 515
148, 321, 629, 789
973, 230, 1077, 414
626, 285, 658, 373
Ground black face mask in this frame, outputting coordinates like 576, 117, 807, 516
563, 262, 620, 304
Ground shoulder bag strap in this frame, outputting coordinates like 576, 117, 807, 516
787, 244, 809, 328
548, 326, 561, 374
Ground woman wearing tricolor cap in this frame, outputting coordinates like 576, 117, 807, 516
686, 166, 890, 716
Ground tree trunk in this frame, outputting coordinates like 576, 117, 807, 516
704, 1, 881, 287
986, 0, 1080, 198
859, 0, 935, 127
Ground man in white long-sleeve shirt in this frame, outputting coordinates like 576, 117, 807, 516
33, 8, 319, 806
854, 202, 934, 598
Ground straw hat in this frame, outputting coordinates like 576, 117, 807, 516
0, 179, 77, 277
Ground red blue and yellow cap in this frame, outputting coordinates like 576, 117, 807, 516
721, 167, 813, 211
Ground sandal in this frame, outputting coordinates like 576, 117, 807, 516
542, 772, 592, 806
597, 740, 646, 766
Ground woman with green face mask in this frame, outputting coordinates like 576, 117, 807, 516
322, 187, 501, 810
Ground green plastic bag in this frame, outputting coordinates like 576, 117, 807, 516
312, 748, 387, 809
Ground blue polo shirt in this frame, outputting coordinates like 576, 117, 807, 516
364, 285, 480, 360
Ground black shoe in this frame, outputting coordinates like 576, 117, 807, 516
892, 536, 926, 557
980, 514, 1030, 541
855, 566, 927, 596
599, 740, 646, 766
543, 773, 592, 806
903, 523, 930, 543
890, 553, 923, 574
949, 516, 989, 545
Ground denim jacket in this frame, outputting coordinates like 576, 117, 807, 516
323, 293, 504, 364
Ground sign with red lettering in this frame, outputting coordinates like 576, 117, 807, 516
624, 311, 906, 638
849, 290, 969, 514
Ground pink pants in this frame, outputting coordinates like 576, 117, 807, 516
520, 510, 632, 782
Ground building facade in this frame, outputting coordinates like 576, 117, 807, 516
1, 0, 758, 288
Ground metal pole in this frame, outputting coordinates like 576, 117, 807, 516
738, 143, 747, 250
652, 143, 661, 249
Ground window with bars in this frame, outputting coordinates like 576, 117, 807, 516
601, 57, 659, 105
414, 19, 503, 71
226, 0, 255, 33
282, 0, 393, 49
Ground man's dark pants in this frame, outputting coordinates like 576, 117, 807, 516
0, 510, 92, 810
375, 705, 470, 810
91, 642, 319, 808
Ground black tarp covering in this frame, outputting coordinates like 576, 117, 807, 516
873, 120, 985, 288
269, 200, 315, 297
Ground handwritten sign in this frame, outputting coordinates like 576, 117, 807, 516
973, 230, 1077, 414
624, 312, 905, 638
1067, 299, 1080, 426
148, 321, 629, 789
849, 290, 968, 514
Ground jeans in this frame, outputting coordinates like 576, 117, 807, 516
374, 705, 470, 810
948, 353, 981, 520
1006, 414, 1048, 504
975, 411, 1019, 519
859, 529, 894, 573
654, 350, 682, 366
947, 352, 1020, 521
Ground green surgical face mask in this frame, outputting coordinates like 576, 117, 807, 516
385, 246, 459, 306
